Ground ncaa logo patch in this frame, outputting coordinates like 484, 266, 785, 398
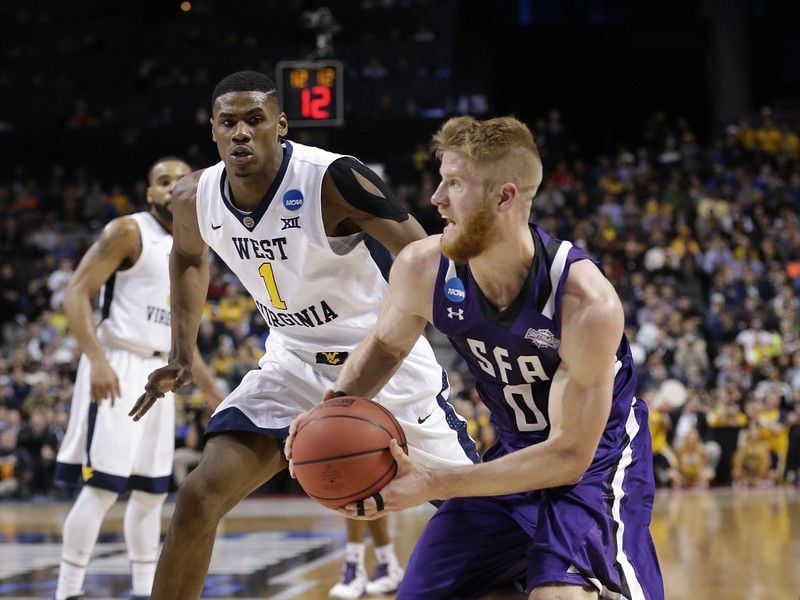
282, 189, 304, 211
445, 277, 466, 303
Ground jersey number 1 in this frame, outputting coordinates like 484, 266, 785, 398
258, 263, 286, 310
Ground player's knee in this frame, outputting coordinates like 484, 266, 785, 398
172, 471, 226, 532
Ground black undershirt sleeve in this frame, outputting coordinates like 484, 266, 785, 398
327, 156, 409, 222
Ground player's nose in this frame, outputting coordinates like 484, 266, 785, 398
430, 181, 447, 207
232, 122, 251, 141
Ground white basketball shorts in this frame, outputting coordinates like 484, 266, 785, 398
206, 338, 479, 469
55, 345, 175, 493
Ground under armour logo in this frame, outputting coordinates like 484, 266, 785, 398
281, 217, 301, 230
447, 307, 464, 320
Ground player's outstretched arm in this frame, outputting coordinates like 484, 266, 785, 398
340, 261, 624, 519
130, 171, 208, 420
333, 236, 439, 399
63, 217, 141, 405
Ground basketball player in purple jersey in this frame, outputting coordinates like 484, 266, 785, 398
287, 116, 664, 599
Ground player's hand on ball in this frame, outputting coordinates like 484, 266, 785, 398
284, 410, 312, 479
129, 360, 193, 421
337, 439, 432, 519
285, 390, 339, 477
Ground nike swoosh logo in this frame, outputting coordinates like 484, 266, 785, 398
418, 412, 433, 424
211, 223, 222, 230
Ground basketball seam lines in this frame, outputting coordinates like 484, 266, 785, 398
293, 444, 408, 466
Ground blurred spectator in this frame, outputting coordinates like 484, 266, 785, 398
16, 408, 58, 494
646, 393, 677, 487
732, 424, 774, 488
1, 427, 32, 498
756, 392, 789, 480
216, 286, 253, 331
669, 428, 715, 489
46, 258, 75, 311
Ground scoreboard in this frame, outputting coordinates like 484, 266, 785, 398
276, 60, 344, 127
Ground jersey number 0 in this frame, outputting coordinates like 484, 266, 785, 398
258, 263, 287, 310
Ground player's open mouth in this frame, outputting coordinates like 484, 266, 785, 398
231, 146, 253, 161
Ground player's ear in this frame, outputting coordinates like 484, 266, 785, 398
497, 183, 516, 211
277, 112, 289, 137
210, 117, 216, 142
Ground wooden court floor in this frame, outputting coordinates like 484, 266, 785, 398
0, 487, 798, 599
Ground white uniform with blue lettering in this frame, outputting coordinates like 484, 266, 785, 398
55, 212, 176, 493
196, 140, 477, 467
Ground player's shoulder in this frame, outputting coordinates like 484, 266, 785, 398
561, 260, 623, 339
290, 140, 347, 168
563, 260, 617, 306
103, 214, 142, 239
170, 168, 206, 207
92, 214, 143, 257
393, 235, 441, 278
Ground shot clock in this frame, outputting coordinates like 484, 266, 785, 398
276, 60, 344, 127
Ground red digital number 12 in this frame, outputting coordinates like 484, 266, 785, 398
301, 86, 331, 119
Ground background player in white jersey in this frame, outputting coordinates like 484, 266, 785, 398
54, 157, 224, 600
131, 71, 477, 599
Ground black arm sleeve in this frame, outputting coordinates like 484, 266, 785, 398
327, 156, 409, 222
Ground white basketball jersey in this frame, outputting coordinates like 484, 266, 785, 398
96, 212, 173, 355
195, 141, 394, 352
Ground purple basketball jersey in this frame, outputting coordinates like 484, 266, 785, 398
401, 223, 664, 600
433, 223, 637, 464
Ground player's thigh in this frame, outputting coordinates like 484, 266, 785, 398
398, 497, 529, 600
182, 432, 287, 515
131, 392, 175, 480
530, 583, 598, 600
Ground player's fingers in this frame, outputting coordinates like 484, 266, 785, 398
129, 394, 146, 417
134, 397, 156, 421
322, 389, 336, 402
389, 439, 410, 467
284, 435, 294, 460
130, 395, 155, 421
288, 458, 296, 479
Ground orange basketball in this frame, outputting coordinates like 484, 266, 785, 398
291, 396, 407, 509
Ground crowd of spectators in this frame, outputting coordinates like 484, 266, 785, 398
1, 106, 799, 500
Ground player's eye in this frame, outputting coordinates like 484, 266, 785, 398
248, 117, 262, 125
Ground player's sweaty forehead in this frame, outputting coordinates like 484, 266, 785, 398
212, 90, 277, 118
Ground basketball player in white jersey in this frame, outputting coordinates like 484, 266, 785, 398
130, 71, 478, 599
54, 157, 224, 600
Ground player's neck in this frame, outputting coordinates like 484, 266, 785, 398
226, 150, 284, 211
468, 224, 534, 311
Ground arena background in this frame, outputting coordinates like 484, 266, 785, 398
1, 1, 799, 598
